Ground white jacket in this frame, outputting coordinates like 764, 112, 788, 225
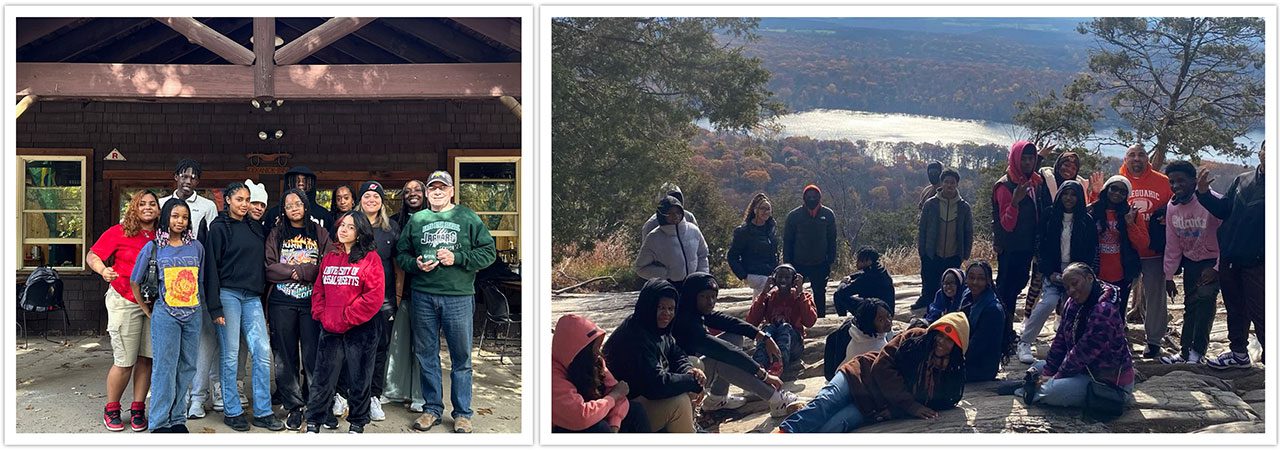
634, 221, 709, 282
843, 328, 893, 366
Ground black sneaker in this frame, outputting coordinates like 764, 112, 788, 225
103, 407, 125, 432
285, 408, 305, 431
1143, 345, 1162, 359
224, 414, 250, 432
305, 423, 320, 434
150, 426, 172, 433
348, 423, 364, 434
129, 408, 148, 432
171, 424, 189, 433
1022, 367, 1041, 404
252, 414, 285, 431
323, 415, 339, 430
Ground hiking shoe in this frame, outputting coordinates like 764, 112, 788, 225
348, 423, 365, 434
187, 399, 207, 419
454, 416, 473, 433
305, 423, 320, 434
332, 394, 348, 417
103, 405, 125, 432
171, 424, 189, 433
253, 414, 285, 431
285, 408, 305, 430
1017, 342, 1036, 364
223, 414, 250, 432
369, 397, 386, 421
129, 407, 148, 432
768, 390, 804, 418
412, 412, 442, 431
701, 393, 747, 412
1207, 351, 1252, 370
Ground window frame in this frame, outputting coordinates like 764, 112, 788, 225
16, 148, 94, 273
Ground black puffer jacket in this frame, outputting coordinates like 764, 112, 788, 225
671, 273, 762, 376
603, 279, 702, 400
727, 218, 778, 280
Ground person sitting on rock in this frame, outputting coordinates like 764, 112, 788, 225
671, 273, 804, 417
745, 264, 818, 377
603, 279, 704, 433
552, 314, 649, 433
956, 260, 1012, 382
823, 297, 895, 381
833, 246, 897, 314
777, 313, 969, 433
923, 268, 966, 323
1013, 263, 1135, 407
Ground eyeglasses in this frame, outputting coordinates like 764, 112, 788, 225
284, 202, 305, 211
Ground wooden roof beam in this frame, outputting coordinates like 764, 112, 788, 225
21, 18, 153, 62
381, 18, 500, 63
350, 20, 452, 63
16, 18, 88, 48
278, 18, 403, 64
275, 17, 375, 65
450, 18, 520, 51
155, 17, 255, 65
253, 18, 275, 99
17, 62, 520, 99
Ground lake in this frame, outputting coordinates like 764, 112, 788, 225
770, 109, 1263, 164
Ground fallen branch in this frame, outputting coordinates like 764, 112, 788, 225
553, 276, 615, 294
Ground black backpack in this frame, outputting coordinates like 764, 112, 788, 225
823, 318, 855, 381
20, 266, 64, 312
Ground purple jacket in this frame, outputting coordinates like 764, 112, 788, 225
1042, 280, 1135, 386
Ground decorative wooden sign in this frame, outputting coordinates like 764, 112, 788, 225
247, 152, 290, 173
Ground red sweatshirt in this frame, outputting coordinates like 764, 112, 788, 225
1119, 162, 1171, 259
312, 248, 384, 334
746, 286, 818, 337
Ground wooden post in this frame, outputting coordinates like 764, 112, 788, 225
254, 18, 275, 100
499, 95, 521, 120
16, 95, 38, 119
275, 17, 376, 65
154, 17, 255, 65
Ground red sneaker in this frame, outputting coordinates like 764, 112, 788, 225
103, 404, 124, 432
767, 360, 783, 377
129, 402, 148, 432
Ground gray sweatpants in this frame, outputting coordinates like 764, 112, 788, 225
703, 334, 775, 400
1139, 257, 1168, 347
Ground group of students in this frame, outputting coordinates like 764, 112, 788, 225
86, 159, 497, 434
556, 137, 1265, 433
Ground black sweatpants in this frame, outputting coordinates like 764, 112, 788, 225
1220, 263, 1265, 355
369, 309, 393, 398
306, 318, 381, 426
268, 302, 320, 412
794, 263, 832, 317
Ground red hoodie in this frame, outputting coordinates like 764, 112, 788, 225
311, 247, 384, 334
746, 285, 818, 337
1119, 161, 1172, 258
551, 315, 629, 431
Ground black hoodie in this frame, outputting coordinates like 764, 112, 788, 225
1038, 180, 1099, 276
203, 211, 267, 320
834, 262, 897, 311
603, 278, 702, 400
263, 166, 334, 233
671, 273, 763, 376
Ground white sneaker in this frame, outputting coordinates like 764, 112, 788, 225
211, 384, 225, 412
236, 381, 249, 405
332, 394, 348, 417
378, 396, 392, 405
768, 390, 804, 418
187, 398, 206, 419
369, 397, 386, 422
1017, 342, 1036, 364
409, 400, 425, 413
701, 394, 747, 412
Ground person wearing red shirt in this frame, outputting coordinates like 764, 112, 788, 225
87, 190, 159, 432
1118, 143, 1172, 358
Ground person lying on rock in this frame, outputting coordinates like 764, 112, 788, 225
823, 297, 895, 381
603, 279, 704, 433
1007, 263, 1135, 407
955, 260, 1013, 382
833, 246, 897, 315
923, 268, 966, 324
672, 273, 805, 417
551, 314, 649, 433
745, 264, 818, 377
777, 313, 969, 433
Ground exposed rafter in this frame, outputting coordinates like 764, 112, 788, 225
382, 18, 499, 63
350, 20, 453, 63
16, 18, 88, 48
451, 18, 520, 51
278, 18, 404, 64
155, 17, 255, 65
274, 17, 375, 65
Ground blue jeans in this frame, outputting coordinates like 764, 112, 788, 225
410, 291, 474, 419
754, 322, 803, 369
215, 288, 273, 418
1027, 360, 1135, 407
779, 371, 865, 433
149, 304, 202, 429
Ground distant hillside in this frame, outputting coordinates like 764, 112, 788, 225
735, 18, 1102, 123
